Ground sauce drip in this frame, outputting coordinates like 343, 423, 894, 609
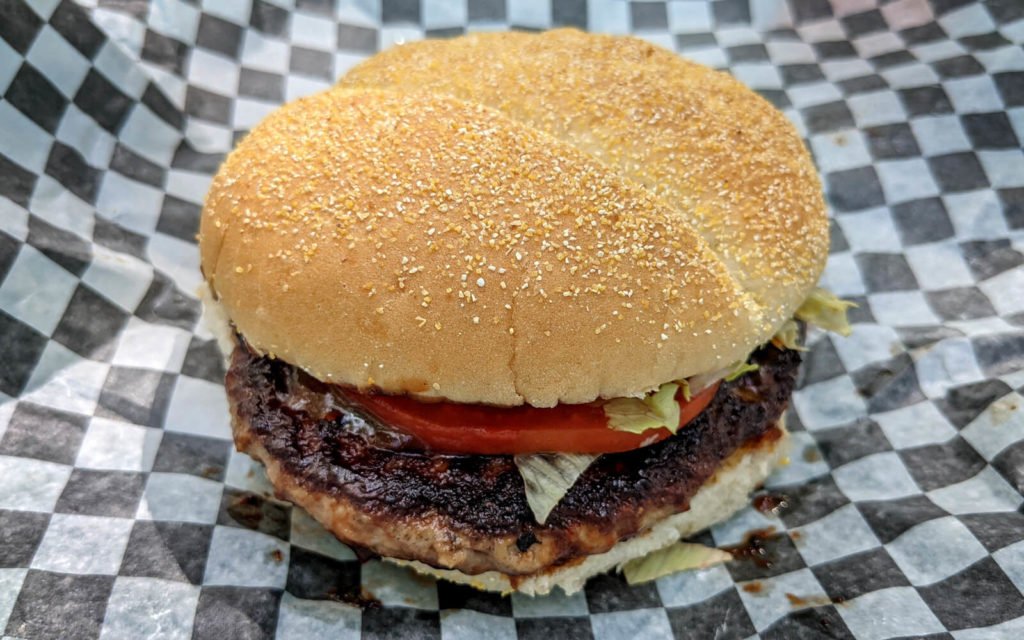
752, 493, 790, 516
721, 527, 779, 569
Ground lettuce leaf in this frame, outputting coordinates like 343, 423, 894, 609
795, 287, 855, 337
686, 367, 731, 397
679, 378, 691, 402
771, 318, 807, 352
605, 359, 759, 435
725, 361, 759, 381
604, 382, 681, 435
514, 452, 600, 524
622, 542, 733, 585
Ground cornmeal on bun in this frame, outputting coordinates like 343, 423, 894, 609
199, 29, 834, 595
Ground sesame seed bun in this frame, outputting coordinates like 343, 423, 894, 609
200, 29, 827, 407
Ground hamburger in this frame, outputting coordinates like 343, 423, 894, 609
198, 29, 848, 595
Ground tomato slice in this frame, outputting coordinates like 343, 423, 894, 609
339, 381, 721, 455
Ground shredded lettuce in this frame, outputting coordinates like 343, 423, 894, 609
605, 360, 759, 435
622, 542, 733, 585
686, 367, 730, 396
771, 319, 807, 352
604, 382, 681, 435
795, 287, 855, 337
725, 361, 759, 381
648, 382, 681, 428
514, 452, 600, 524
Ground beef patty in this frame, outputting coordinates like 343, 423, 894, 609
227, 339, 800, 575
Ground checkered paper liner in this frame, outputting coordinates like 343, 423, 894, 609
1, 0, 1023, 637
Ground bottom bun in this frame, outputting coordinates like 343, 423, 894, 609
391, 418, 789, 595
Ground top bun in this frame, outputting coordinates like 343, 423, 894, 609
200, 29, 827, 408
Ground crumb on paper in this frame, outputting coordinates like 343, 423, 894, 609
991, 396, 1020, 426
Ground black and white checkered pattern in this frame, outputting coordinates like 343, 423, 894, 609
1, 0, 1023, 637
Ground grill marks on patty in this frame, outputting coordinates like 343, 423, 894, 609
226, 339, 800, 542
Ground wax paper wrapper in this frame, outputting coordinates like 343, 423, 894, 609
1, 0, 1023, 638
